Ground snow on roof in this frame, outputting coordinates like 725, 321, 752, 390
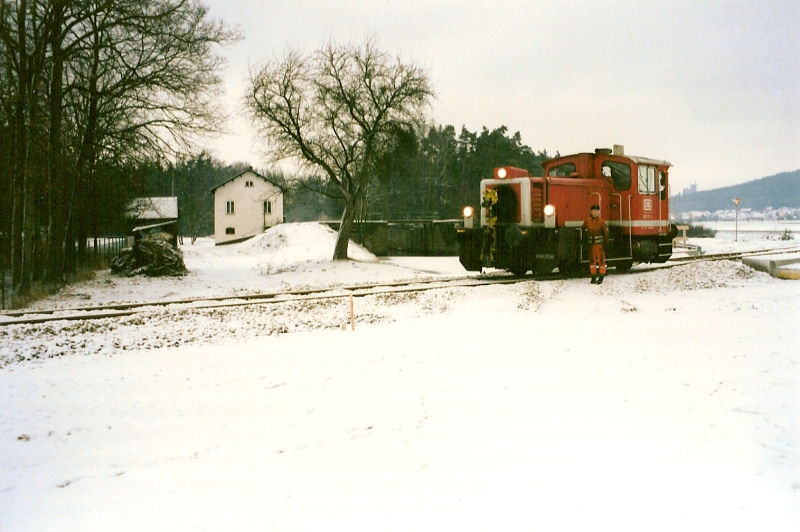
126, 197, 178, 220
628, 155, 672, 167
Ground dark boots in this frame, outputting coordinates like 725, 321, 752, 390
590, 275, 605, 284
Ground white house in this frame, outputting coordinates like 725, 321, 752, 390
210, 169, 284, 244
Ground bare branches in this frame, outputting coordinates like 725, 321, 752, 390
246, 40, 433, 259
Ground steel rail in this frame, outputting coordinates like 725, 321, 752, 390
0, 274, 538, 326
0, 275, 489, 317
2, 245, 797, 327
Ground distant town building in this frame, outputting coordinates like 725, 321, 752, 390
674, 206, 800, 222
210, 168, 284, 245
125, 196, 179, 247
681, 182, 697, 195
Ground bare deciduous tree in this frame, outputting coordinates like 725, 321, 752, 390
247, 40, 433, 260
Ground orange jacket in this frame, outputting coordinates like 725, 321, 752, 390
581, 216, 609, 245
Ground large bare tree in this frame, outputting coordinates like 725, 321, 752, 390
0, 0, 236, 295
247, 40, 433, 260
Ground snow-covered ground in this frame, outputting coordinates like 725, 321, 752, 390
1, 223, 799, 531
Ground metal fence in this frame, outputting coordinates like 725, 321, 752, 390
323, 220, 461, 256
1, 234, 8, 309
0, 236, 129, 309
77, 236, 128, 268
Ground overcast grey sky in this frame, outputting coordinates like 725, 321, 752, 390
200, 0, 799, 193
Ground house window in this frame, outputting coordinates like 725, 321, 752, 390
225, 227, 235, 235
245, 180, 254, 187
226, 201, 235, 214
264, 201, 272, 214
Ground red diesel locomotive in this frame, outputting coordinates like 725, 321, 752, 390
457, 145, 678, 275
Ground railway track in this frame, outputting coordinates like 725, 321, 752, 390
667, 245, 800, 263
0, 273, 535, 326
2, 245, 798, 327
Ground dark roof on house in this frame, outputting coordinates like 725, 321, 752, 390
209, 168, 282, 193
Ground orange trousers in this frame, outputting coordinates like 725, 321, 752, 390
589, 244, 607, 276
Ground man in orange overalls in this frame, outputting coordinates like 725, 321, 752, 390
581, 204, 609, 284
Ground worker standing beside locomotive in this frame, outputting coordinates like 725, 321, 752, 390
581, 205, 609, 284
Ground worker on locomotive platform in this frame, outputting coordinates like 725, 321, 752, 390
581, 204, 609, 284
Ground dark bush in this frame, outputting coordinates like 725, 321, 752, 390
685, 225, 716, 238
111, 234, 187, 277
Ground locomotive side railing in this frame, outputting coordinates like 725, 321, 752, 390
627, 195, 633, 257
612, 192, 622, 227
612, 192, 632, 260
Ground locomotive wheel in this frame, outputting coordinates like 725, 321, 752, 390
510, 264, 528, 276
510, 256, 528, 276
615, 259, 633, 273
533, 260, 555, 275
558, 261, 582, 277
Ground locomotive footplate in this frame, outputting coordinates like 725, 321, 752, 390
456, 228, 483, 272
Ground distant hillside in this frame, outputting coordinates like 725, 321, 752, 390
670, 169, 800, 212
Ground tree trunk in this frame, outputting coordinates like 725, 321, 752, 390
12, 0, 30, 294
46, 0, 65, 284
67, 23, 101, 277
333, 194, 356, 260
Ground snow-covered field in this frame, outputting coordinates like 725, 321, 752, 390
1, 223, 799, 531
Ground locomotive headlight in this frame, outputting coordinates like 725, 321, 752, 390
497, 168, 507, 179
462, 206, 475, 228
544, 204, 556, 228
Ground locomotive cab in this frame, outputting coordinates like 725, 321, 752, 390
457, 145, 677, 276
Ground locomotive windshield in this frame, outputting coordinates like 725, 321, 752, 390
495, 186, 519, 223
547, 163, 576, 177
601, 161, 631, 190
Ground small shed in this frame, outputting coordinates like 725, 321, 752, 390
210, 168, 284, 245
125, 196, 179, 248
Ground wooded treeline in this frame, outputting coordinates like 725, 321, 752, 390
372, 124, 550, 219
0, 0, 235, 295
291, 123, 552, 221
138, 124, 553, 231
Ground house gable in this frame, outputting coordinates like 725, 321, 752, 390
212, 169, 284, 244
210, 168, 281, 194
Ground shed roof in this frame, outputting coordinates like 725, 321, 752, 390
125, 197, 179, 220
210, 168, 282, 193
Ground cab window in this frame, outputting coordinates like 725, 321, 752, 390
638, 165, 657, 194
547, 162, 576, 177
601, 160, 631, 190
